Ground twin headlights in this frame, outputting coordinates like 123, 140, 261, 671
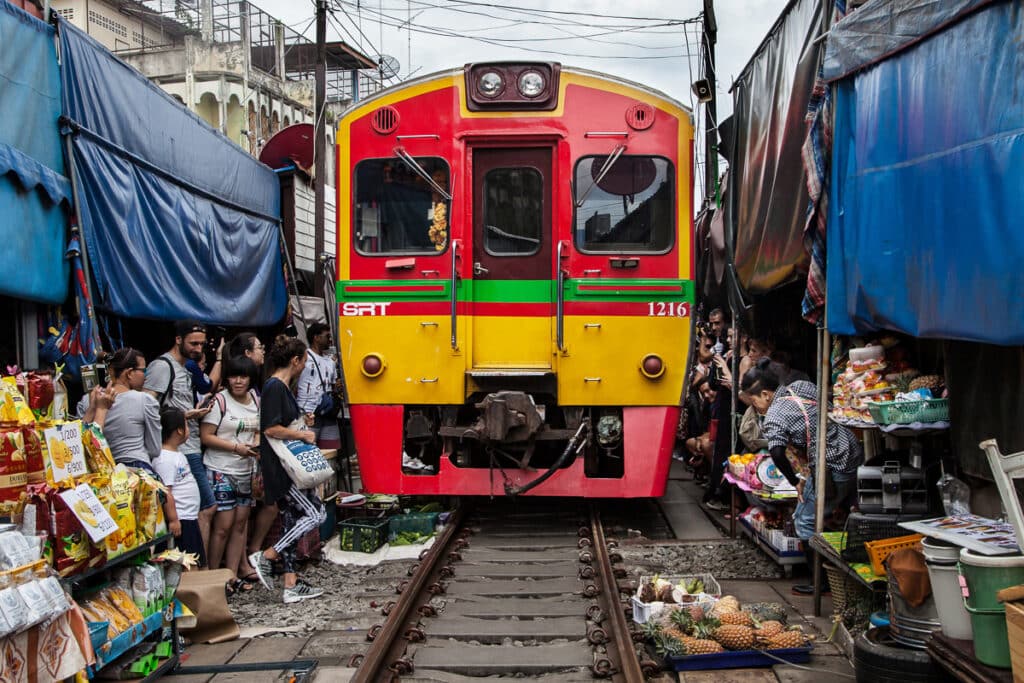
477, 69, 546, 99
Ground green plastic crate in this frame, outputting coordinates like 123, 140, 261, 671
388, 512, 438, 541
868, 398, 949, 425
338, 517, 389, 552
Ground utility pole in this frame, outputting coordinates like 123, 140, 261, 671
313, 0, 328, 293
703, 0, 718, 207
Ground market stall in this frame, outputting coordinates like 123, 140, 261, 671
0, 375, 189, 682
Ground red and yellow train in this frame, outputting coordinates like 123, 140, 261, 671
335, 62, 694, 497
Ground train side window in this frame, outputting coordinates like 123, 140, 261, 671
573, 155, 674, 253
353, 157, 450, 255
483, 167, 543, 256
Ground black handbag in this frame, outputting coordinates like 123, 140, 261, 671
309, 352, 339, 418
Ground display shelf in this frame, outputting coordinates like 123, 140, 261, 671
88, 609, 165, 676
829, 414, 949, 435
61, 535, 172, 587
738, 516, 804, 577
809, 533, 886, 591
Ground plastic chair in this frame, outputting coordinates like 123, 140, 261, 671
980, 439, 1024, 544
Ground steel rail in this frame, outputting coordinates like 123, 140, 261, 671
351, 505, 467, 682
590, 504, 644, 682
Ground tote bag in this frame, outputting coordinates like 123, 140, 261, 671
266, 419, 333, 489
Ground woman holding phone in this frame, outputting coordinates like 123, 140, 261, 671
200, 357, 261, 594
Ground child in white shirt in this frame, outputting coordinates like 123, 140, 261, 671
154, 407, 206, 566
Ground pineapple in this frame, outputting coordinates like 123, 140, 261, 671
639, 619, 664, 643
652, 632, 686, 658
713, 624, 756, 651
754, 620, 785, 643
679, 635, 725, 655
712, 596, 741, 616
718, 611, 754, 627
663, 610, 696, 643
687, 604, 706, 623
764, 628, 808, 650
692, 615, 721, 641
742, 602, 788, 624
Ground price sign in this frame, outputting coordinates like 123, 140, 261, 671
59, 484, 117, 543
44, 421, 88, 483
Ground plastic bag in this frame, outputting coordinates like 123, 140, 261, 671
0, 531, 35, 569
937, 472, 971, 516
0, 586, 29, 633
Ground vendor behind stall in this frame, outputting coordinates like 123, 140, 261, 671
740, 358, 863, 592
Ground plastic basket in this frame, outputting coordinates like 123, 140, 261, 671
338, 517, 389, 552
387, 512, 438, 541
868, 398, 948, 425
841, 513, 921, 564
864, 534, 924, 576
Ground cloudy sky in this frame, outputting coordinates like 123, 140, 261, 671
259, 0, 787, 199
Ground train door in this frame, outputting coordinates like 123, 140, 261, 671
470, 147, 553, 368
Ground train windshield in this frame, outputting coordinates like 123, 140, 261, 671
573, 155, 674, 253
353, 157, 451, 254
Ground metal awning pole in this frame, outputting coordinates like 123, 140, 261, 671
813, 323, 830, 617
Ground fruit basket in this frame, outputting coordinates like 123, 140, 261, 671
868, 398, 948, 425
632, 574, 721, 624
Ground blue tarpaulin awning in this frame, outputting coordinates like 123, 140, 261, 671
0, 2, 71, 304
58, 18, 288, 325
825, 0, 1024, 345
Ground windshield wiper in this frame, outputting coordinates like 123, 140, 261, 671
575, 144, 627, 208
393, 146, 452, 201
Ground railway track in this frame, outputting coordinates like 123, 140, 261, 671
349, 499, 655, 682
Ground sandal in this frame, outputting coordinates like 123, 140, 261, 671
239, 572, 259, 584
225, 581, 236, 598
235, 578, 255, 593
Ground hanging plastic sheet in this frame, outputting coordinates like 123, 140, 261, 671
0, 3, 71, 304
825, 0, 1024, 345
727, 0, 829, 294
57, 18, 287, 325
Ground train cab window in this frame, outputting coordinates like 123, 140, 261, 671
353, 157, 450, 254
483, 167, 543, 256
573, 155, 674, 253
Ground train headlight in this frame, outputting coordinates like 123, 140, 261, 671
518, 70, 545, 98
639, 354, 665, 379
361, 353, 386, 378
478, 71, 504, 98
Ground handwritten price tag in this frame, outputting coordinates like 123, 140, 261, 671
59, 484, 117, 543
44, 421, 88, 483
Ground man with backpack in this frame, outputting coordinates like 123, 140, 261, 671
296, 322, 342, 450
145, 320, 216, 562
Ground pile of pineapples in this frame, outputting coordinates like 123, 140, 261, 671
641, 596, 812, 658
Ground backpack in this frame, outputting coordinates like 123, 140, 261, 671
151, 356, 176, 408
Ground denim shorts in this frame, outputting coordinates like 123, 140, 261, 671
184, 452, 216, 510
207, 469, 254, 511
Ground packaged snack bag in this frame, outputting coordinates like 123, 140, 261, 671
109, 466, 139, 553
0, 426, 27, 503
25, 372, 54, 423
0, 586, 29, 633
15, 581, 46, 626
104, 585, 144, 624
132, 564, 163, 615
0, 378, 36, 426
133, 471, 167, 542
81, 474, 124, 561
0, 531, 34, 569
81, 424, 115, 477
49, 493, 90, 577
22, 426, 44, 485
38, 576, 69, 616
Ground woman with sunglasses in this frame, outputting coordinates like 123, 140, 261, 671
102, 348, 162, 472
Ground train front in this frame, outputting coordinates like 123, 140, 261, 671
336, 62, 694, 497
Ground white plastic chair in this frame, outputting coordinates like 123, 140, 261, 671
980, 439, 1024, 544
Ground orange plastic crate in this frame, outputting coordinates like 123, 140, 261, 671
864, 533, 924, 576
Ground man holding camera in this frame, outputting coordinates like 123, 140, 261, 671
296, 322, 342, 449
145, 320, 216, 562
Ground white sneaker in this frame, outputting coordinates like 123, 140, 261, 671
283, 581, 323, 604
247, 551, 274, 590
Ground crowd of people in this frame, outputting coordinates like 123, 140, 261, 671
677, 308, 863, 594
77, 320, 343, 605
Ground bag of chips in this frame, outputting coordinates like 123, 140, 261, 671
21, 426, 44, 485
25, 371, 54, 423
109, 466, 139, 553
49, 492, 90, 577
81, 424, 115, 477
0, 586, 29, 634
134, 471, 167, 543
0, 426, 27, 504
